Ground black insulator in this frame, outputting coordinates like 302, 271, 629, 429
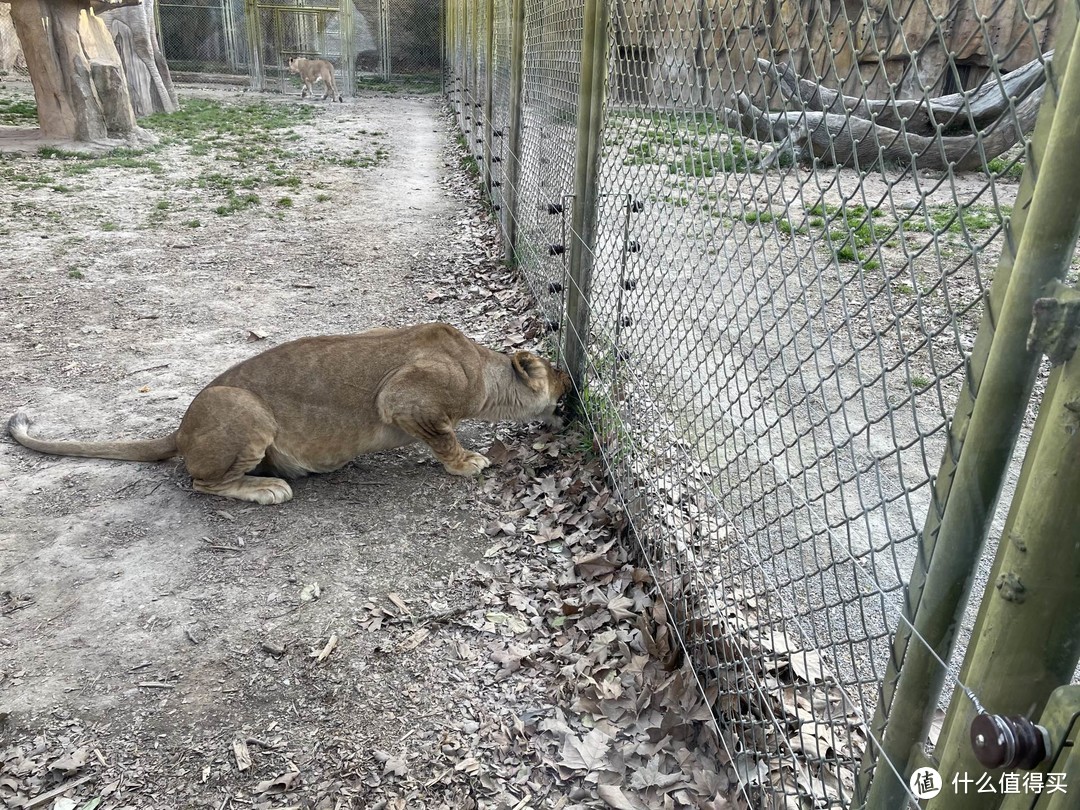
971, 714, 1049, 771
547, 202, 564, 215
548, 281, 564, 293
622, 278, 637, 291
548, 245, 566, 257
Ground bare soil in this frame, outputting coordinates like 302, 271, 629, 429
0, 84, 737, 809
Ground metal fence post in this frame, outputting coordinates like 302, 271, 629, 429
339, 0, 354, 97
482, 0, 495, 192
923, 21, 1080, 808
501, 0, 526, 261
244, 0, 263, 91
563, 0, 609, 392
859, 7, 1080, 806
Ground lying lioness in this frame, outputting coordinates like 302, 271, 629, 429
8, 324, 570, 505
287, 56, 343, 102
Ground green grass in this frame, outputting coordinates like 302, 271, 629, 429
143, 97, 315, 142
68, 269, 84, 279
214, 192, 260, 216
987, 156, 1025, 179
37, 146, 164, 176
355, 75, 441, 94
101, 222, 118, 232
902, 204, 1005, 235
0, 97, 38, 126
668, 142, 756, 177
911, 375, 931, 389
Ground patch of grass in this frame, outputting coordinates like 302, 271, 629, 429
911, 375, 931, 389
315, 193, 332, 202
144, 97, 315, 142
744, 211, 774, 224
355, 75, 441, 94
215, 192, 260, 216
68, 268, 84, 279
903, 204, 1004, 235
37, 146, 164, 176
624, 142, 658, 166
987, 156, 1025, 178
156, 200, 171, 210
276, 196, 293, 208
0, 97, 37, 126
668, 142, 756, 177
185, 219, 202, 228
50, 184, 73, 193
101, 222, 118, 232
777, 219, 808, 236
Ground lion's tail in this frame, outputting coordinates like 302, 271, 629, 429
7, 412, 179, 462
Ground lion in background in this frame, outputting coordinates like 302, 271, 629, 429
8, 323, 571, 505
288, 56, 344, 102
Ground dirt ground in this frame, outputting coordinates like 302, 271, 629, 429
0, 83, 737, 809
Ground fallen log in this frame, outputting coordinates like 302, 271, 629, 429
723, 84, 1043, 170
757, 53, 1050, 136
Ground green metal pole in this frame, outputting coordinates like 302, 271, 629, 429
340, 0, 354, 98
563, 0, 609, 392
244, 0, 264, 92
925, 25, 1080, 808
482, 0, 495, 192
859, 8, 1080, 805
502, 0, 526, 260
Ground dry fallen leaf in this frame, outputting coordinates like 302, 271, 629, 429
232, 738, 251, 772
397, 627, 430, 651
597, 784, 650, 810
255, 770, 299, 793
300, 582, 321, 602
49, 747, 88, 774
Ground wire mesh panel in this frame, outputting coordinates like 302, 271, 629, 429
249, 0, 354, 95
447, 0, 1077, 805
489, 0, 512, 217
385, 0, 441, 77
511, 0, 584, 330
158, 0, 250, 79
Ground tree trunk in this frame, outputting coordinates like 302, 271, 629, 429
757, 54, 1050, 136
724, 86, 1045, 171
101, 0, 178, 116
7, 0, 152, 145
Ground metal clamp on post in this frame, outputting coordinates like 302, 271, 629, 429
1028, 282, 1080, 364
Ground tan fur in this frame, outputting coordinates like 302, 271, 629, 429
8, 324, 571, 505
287, 57, 343, 102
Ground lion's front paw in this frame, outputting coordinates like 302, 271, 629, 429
444, 452, 491, 476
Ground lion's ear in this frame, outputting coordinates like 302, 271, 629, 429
511, 351, 547, 392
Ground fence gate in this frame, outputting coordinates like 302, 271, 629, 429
157, 0, 251, 79
245, 0, 356, 96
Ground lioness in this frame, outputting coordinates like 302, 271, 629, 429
8, 324, 571, 505
287, 56, 343, 102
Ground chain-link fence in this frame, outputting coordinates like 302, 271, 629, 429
449, 0, 1080, 806
155, 0, 441, 90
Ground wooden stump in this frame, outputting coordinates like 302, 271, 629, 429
8, 0, 152, 145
